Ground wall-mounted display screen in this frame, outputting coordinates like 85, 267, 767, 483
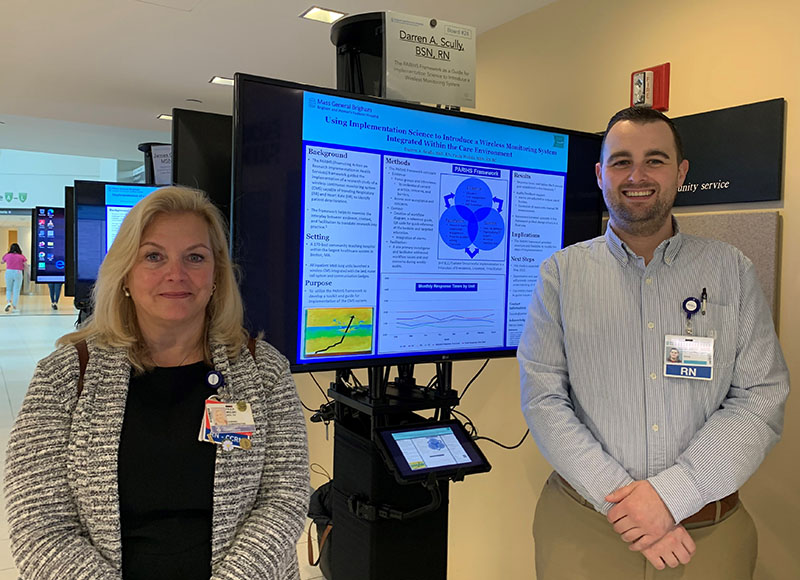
233, 75, 602, 372
31, 206, 65, 283
72, 181, 159, 302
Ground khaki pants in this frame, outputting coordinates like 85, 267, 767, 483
534, 472, 757, 579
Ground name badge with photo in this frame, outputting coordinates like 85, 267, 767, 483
198, 398, 255, 450
664, 334, 714, 381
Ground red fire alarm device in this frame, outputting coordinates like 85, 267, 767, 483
630, 63, 670, 111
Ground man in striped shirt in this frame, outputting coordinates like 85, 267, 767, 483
519, 107, 789, 578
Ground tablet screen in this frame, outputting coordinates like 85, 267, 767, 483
375, 421, 491, 483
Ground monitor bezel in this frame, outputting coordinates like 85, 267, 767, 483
64, 186, 76, 296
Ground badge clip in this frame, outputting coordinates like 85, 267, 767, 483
206, 370, 225, 389
682, 297, 700, 335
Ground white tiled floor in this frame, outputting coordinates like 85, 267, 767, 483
0, 293, 329, 579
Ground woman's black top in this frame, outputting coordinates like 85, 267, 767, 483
118, 362, 217, 580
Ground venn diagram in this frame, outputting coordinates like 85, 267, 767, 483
438, 177, 505, 257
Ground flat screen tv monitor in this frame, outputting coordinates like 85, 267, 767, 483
233, 74, 603, 373
73, 181, 160, 303
30, 206, 66, 283
171, 108, 233, 223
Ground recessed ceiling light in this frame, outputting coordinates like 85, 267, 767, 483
158, 114, 173, 121
209, 76, 234, 86
300, 6, 346, 24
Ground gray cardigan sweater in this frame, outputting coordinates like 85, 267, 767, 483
4, 338, 309, 580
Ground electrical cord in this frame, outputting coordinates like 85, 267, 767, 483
458, 359, 489, 401
309, 372, 331, 402
310, 463, 332, 481
421, 359, 489, 396
425, 374, 438, 390
450, 409, 477, 437
474, 429, 530, 450
452, 407, 528, 450
300, 373, 332, 414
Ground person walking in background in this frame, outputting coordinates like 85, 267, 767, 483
3, 243, 27, 312
47, 281, 63, 310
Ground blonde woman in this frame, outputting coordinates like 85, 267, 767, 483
5, 187, 309, 580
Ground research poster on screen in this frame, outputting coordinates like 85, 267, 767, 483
298, 91, 567, 364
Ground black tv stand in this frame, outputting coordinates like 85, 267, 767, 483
328, 362, 456, 580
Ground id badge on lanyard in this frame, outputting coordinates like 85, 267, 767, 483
664, 290, 714, 381
197, 371, 256, 450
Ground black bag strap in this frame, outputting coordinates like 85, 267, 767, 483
76, 339, 89, 398
247, 337, 256, 360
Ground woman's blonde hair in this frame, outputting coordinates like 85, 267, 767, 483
59, 186, 248, 370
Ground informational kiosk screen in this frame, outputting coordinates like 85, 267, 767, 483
31, 206, 66, 283
233, 75, 602, 372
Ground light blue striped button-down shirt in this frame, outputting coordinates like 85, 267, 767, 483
518, 222, 789, 523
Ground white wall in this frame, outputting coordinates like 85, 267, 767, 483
0, 149, 117, 209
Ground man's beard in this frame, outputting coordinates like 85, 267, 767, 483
605, 187, 675, 237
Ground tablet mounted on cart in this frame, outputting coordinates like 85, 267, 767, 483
374, 420, 491, 484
